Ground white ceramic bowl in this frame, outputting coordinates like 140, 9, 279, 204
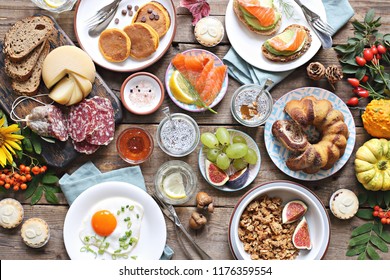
120, 72, 164, 115
229, 180, 330, 260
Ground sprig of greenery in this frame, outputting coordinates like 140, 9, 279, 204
23, 172, 61, 205
334, 9, 390, 99
346, 221, 390, 260
346, 187, 390, 260
178, 73, 217, 114
276, 0, 295, 19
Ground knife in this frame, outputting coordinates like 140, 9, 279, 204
294, 0, 333, 49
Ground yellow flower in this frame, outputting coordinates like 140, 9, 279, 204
0, 116, 24, 167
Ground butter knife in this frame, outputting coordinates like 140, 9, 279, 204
294, 0, 333, 49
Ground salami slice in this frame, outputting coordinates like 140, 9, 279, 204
72, 140, 100, 154
85, 96, 115, 146
47, 105, 68, 141
26, 105, 68, 141
68, 99, 96, 142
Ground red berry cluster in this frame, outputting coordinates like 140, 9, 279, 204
0, 164, 47, 191
372, 205, 390, 225
346, 44, 388, 107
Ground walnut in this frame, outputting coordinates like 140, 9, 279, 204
196, 191, 214, 213
189, 212, 207, 230
307, 62, 326, 80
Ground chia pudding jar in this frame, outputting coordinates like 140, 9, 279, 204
156, 113, 200, 157
231, 84, 273, 127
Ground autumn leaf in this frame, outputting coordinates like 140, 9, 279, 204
180, 0, 210, 26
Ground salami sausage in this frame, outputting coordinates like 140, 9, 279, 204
26, 105, 68, 141
85, 96, 115, 146
72, 140, 100, 155
68, 99, 96, 142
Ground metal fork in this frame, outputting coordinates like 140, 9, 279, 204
294, 0, 335, 35
151, 193, 213, 260
85, 0, 121, 27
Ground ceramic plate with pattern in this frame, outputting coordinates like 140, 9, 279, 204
165, 49, 229, 112
225, 0, 326, 72
198, 129, 261, 192
264, 87, 356, 181
74, 0, 176, 72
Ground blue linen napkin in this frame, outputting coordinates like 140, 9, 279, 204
223, 0, 355, 87
59, 161, 174, 260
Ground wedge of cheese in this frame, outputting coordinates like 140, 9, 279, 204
42, 46, 96, 89
68, 72, 92, 98
48, 76, 75, 105
66, 81, 84, 106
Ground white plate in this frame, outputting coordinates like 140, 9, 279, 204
225, 0, 326, 72
198, 129, 261, 192
165, 49, 229, 112
264, 87, 356, 181
74, 0, 176, 72
229, 180, 330, 260
63, 181, 166, 260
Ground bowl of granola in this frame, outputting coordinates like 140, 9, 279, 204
228, 180, 330, 260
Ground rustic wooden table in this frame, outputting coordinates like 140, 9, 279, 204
0, 0, 389, 260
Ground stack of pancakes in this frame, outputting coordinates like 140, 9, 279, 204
98, 1, 171, 62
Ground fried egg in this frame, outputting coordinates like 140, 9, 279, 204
79, 197, 144, 259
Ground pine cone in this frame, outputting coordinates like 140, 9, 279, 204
307, 62, 326, 80
325, 65, 343, 85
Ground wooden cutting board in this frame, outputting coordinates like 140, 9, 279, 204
0, 15, 123, 169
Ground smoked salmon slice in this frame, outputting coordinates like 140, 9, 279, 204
199, 65, 227, 106
171, 52, 227, 106
268, 28, 307, 52
237, 0, 275, 27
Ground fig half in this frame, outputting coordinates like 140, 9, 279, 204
292, 217, 312, 250
282, 200, 307, 224
226, 167, 249, 189
205, 160, 229, 186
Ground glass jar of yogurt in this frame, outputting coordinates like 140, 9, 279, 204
156, 113, 200, 157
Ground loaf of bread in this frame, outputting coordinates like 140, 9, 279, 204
3, 16, 54, 62
11, 41, 50, 96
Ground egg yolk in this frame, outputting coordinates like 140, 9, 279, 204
91, 210, 117, 236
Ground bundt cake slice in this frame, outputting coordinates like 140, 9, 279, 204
272, 120, 310, 152
273, 95, 349, 174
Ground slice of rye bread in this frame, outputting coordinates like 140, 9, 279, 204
11, 41, 50, 96
233, 0, 281, 36
5, 41, 47, 82
3, 16, 54, 62
261, 24, 312, 62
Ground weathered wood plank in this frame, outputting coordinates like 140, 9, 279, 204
0, 205, 388, 260
0, 0, 389, 261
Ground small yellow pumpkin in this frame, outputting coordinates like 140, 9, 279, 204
355, 138, 390, 191
362, 99, 390, 139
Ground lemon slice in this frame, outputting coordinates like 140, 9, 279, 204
169, 70, 196, 104
162, 172, 187, 199
44, 0, 66, 8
